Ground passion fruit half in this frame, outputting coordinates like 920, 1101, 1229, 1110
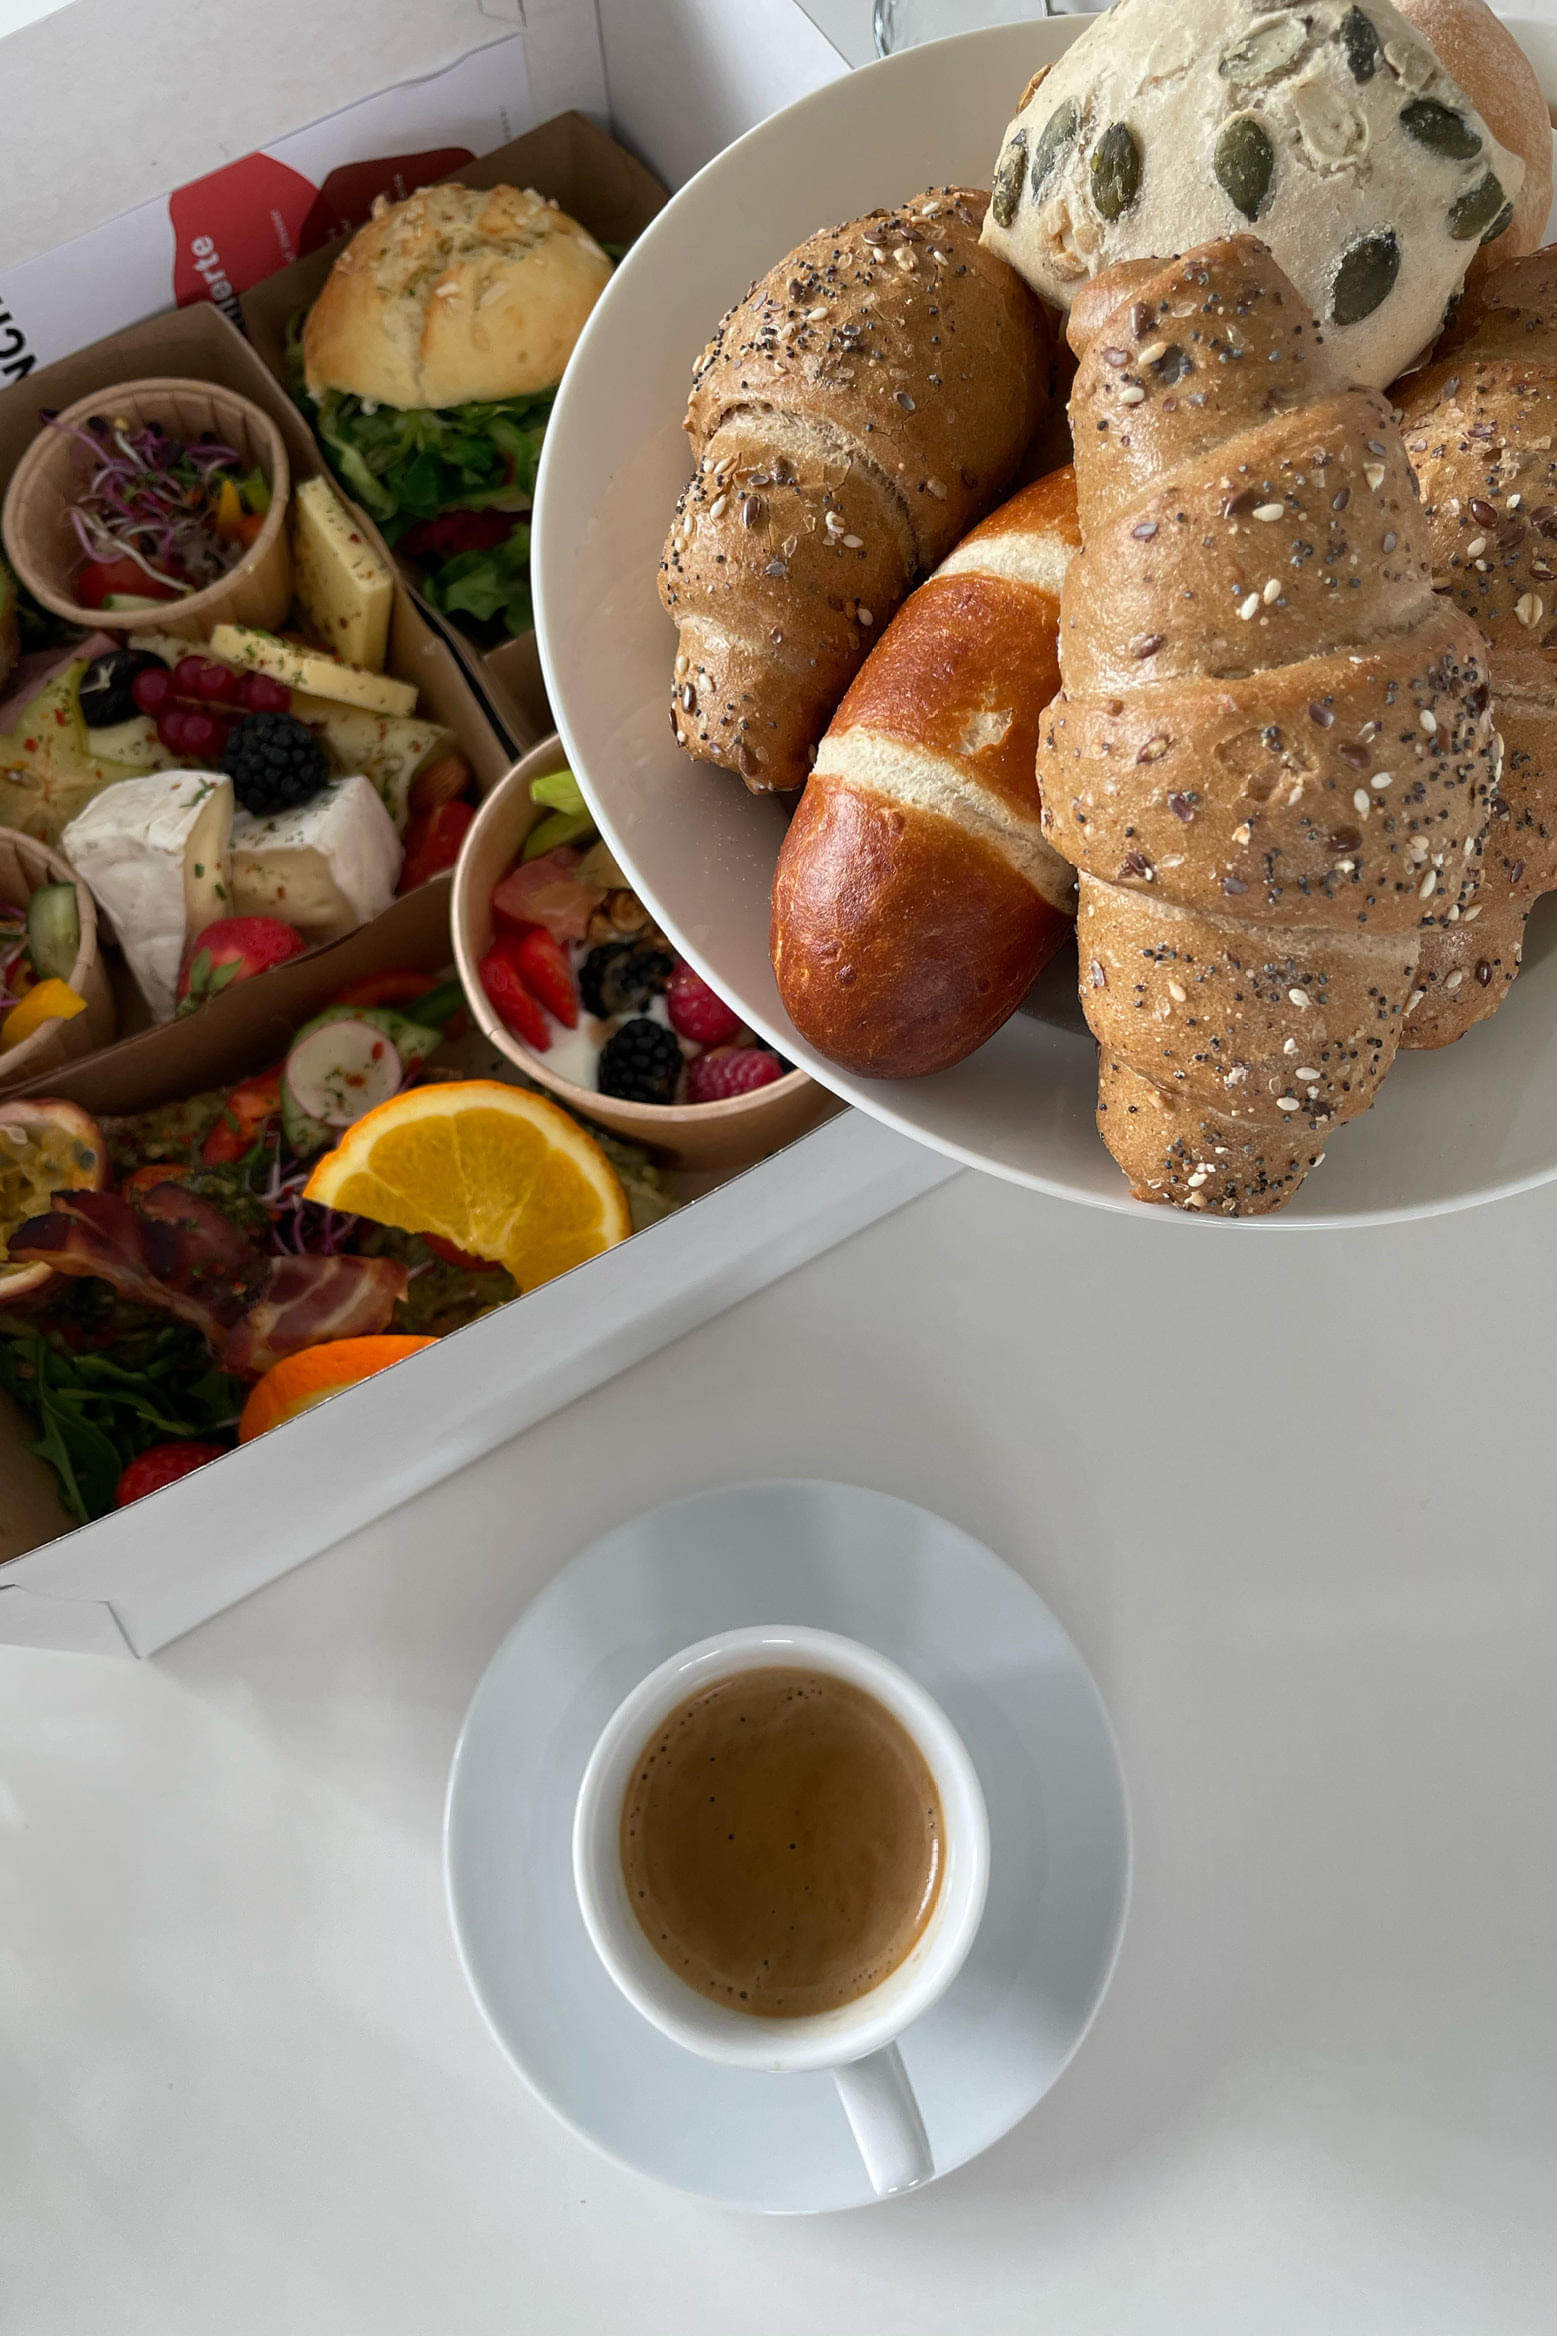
0, 1098, 108, 1303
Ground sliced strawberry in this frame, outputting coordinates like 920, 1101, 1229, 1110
116, 1441, 225, 1504
479, 944, 551, 1052
177, 917, 307, 1016
398, 798, 475, 892
511, 926, 578, 1028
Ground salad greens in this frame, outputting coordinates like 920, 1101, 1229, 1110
420, 521, 535, 637
0, 1294, 244, 1527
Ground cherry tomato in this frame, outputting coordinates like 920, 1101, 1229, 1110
398, 799, 475, 892
201, 1065, 283, 1164
75, 556, 180, 610
116, 1441, 226, 1506
401, 510, 518, 560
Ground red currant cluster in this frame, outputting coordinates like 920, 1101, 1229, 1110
132, 656, 292, 760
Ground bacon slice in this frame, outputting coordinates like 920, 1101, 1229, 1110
7, 1188, 407, 1379
220, 1254, 407, 1377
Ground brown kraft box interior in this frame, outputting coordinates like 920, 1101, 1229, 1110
240, 110, 669, 744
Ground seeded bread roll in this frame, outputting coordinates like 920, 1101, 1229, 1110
771, 466, 1079, 1078
302, 183, 612, 410
982, 0, 1524, 391
1394, 0, 1553, 282
659, 188, 1051, 793
1038, 237, 1499, 1215
1394, 243, 1557, 1043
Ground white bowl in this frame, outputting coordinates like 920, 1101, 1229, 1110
534, 17, 1557, 1229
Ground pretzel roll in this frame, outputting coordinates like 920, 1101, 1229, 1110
1039, 236, 1499, 1214
771, 467, 1079, 1078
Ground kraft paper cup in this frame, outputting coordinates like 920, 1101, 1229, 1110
2, 378, 292, 643
452, 735, 833, 1171
0, 827, 114, 1090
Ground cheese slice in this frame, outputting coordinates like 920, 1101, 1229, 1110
61, 770, 233, 1021
209, 623, 417, 719
292, 478, 394, 673
295, 701, 457, 830
229, 775, 402, 941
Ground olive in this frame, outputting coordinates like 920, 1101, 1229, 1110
991, 128, 1027, 229
1331, 228, 1401, 325
1215, 116, 1275, 221
1091, 123, 1142, 222
1400, 99, 1482, 160
1338, 7, 1380, 82
1031, 98, 1079, 199
1448, 172, 1508, 243
77, 648, 167, 730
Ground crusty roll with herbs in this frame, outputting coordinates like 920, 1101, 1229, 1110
771, 466, 1080, 1078
1038, 236, 1499, 1215
1394, 244, 1557, 1043
659, 188, 1052, 794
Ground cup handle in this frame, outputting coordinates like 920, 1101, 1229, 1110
831, 2043, 934, 2197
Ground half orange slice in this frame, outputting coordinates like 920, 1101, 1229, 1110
303, 1079, 631, 1293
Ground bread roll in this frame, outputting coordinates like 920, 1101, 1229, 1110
1394, 0, 1553, 280
303, 184, 612, 409
660, 189, 1051, 793
1394, 243, 1557, 1042
771, 467, 1079, 1078
1039, 237, 1500, 1214
981, 0, 1525, 389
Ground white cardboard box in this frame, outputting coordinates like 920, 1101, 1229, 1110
0, 0, 962, 1659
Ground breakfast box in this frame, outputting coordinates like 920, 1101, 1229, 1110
0, 53, 959, 1655
239, 109, 671, 746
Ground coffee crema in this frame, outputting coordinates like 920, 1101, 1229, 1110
620, 1665, 943, 2019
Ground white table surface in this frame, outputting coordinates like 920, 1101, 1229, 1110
5, 1165, 1557, 2334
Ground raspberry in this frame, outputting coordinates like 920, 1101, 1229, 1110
666, 960, 742, 1046
684, 1046, 785, 1103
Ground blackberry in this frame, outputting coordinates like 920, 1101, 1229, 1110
579, 942, 673, 1019
221, 712, 330, 815
597, 1016, 682, 1105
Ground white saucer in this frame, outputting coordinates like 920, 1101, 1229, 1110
444, 1480, 1131, 2212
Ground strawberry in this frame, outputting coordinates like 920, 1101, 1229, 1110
398, 798, 475, 892
684, 1046, 785, 1103
666, 960, 742, 1046
116, 1441, 225, 1505
177, 917, 306, 1016
512, 926, 578, 1028
479, 944, 551, 1052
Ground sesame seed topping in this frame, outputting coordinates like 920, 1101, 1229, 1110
1464, 905, 1482, 921
806, 305, 828, 319
857, 606, 874, 626
1262, 578, 1281, 604
1238, 592, 1260, 620
1508, 493, 1522, 510
1516, 591, 1544, 628
1167, 980, 1187, 1003
1276, 1097, 1301, 1112
1420, 708, 1438, 733
708, 495, 728, 521
1406, 988, 1425, 1015
1139, 340, 1169, 365
1364, 463, 1386, 491
1295, 1068, 1319, 1083
1371, 771, 1393, 788
1253, 503, 1284, 521
925, 476, 947, 498
1353, 789, 1371, 816
1289, 987, 1311, 1007
1284, 1038, 1297, 1054
842, 533, 863, 548
1445, 970, 1464, 990
1420, 869, 1437, 897
1465, 535, 1487, 558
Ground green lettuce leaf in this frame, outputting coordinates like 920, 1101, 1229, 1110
421, 525, 535, 636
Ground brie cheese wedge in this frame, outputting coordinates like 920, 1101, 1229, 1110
62, 770, 233, 1021
229, 775, 402, 940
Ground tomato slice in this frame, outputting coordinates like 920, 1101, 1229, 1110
201, 1065, 283, 1164
331, 970, 441, 1011
75, 555, 181, 609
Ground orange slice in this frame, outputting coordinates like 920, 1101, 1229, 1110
239, 1334, 437, 1443
303, 1079, 630, 1293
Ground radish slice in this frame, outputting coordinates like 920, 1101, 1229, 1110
285, 1016, 403, 1129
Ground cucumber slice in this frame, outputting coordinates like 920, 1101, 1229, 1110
283, 1016, 403, 1155
26, 883, 80, 983
522, 807, 595, 861
101, 592, 177, 611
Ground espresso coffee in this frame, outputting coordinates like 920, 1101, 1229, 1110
620, 1665, 943, 2019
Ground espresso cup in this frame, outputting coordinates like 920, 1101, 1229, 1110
572, 1623, 989, 2197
